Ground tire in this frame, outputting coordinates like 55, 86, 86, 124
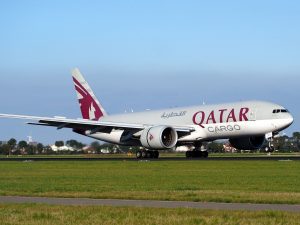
154, 151, 159, 159
146, 151, 152, 158
186, 151, 192, 158
136, 150, 142, 159
194, 151, 202, 158
141, 150, 147, 158
203, 151, 208, 158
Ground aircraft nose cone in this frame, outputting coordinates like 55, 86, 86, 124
287, 113, 294, 126
274, 113, 294, 131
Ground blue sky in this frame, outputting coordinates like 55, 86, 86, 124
0, 1, 299, 144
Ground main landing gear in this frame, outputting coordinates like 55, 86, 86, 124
185, 142, 208, 158
136, 150, 160, 159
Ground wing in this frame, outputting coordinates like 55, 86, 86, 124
0, 114, 195, 136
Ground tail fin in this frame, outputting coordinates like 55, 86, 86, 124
71, 68, 107, 120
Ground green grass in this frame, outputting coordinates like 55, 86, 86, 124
0, 204, 299, 225
0, 161, 300, 204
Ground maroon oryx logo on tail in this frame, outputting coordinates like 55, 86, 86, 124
73, 77, 103, 120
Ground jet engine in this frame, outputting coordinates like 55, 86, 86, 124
229, 135, 265, 150
140, 126, 178, 150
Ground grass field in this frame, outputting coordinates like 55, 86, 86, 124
0, 160, 299, 204
0, 204, 300, 225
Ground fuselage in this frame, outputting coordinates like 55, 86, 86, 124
86, 100, 294, 145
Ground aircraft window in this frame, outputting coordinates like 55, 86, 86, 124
273, 109, 289, 113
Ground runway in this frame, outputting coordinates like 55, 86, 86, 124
0, 196, 299, 212
0, 156, 300, 161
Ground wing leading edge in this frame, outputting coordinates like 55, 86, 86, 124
0, 113, 195, 134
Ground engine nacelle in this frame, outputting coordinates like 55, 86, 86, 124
229, 135, 265, 150
140, 126, 178, 150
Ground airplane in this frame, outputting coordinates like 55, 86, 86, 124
0, 68, 294, 159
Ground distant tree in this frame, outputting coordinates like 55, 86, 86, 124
66, 140, 75, 146
101, 143, 114, 151
273, 136, 285, 151
0, 144, 10, 155
91, 141, 101, 153
36, 143, 44, 154
26, 145, 36, 155
130, 146, 141, 153
119, 145, 137, 153
207, 142, 224, 153
293, 132, 300, 140
8, 138, 17, 149
55, 141, 64, 147
16, 140, 28, 155
43, 146, 54, 155
7, 138, 17, 155
66, 139, 85, 150
18, 140, 28, 149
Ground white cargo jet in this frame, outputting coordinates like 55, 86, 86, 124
0, 69, 294, 159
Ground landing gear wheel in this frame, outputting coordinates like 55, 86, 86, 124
136, 150, 142, 159
265, 133, 275, 154
136, 150, 160, 159
186, 151, 192, 158
146, 151, 153, 158
193, 151, 202, 158
141, 150, 147, 158
265, 146, 275, 153
153, 151, 159, 159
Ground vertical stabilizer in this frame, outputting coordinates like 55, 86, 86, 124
71, 68, 107, 120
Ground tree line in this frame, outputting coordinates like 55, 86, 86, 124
0, 138, 140, 155
0, 132, 299, 155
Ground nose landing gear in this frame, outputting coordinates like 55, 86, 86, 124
265, 133, 275, 153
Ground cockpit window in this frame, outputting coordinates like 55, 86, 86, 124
273, 109, 289, 113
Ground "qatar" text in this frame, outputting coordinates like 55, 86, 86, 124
192, 108, 250, 128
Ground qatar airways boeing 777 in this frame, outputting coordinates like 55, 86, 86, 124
0, 69, 294, 159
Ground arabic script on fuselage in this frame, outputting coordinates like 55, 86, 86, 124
161, 111, 187, 119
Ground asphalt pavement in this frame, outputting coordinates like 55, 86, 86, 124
0, 196, 300, 212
